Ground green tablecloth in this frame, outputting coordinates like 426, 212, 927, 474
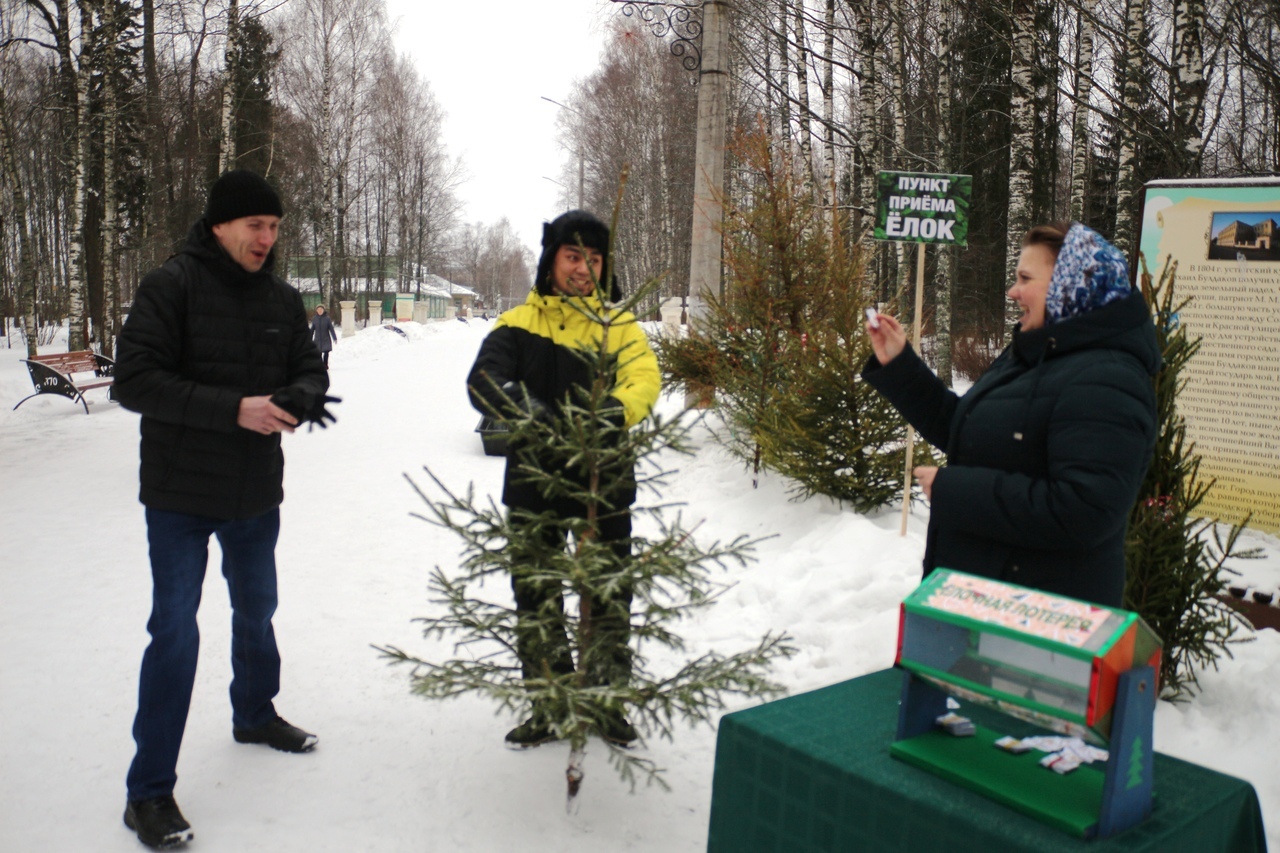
708, 668, 1267, 852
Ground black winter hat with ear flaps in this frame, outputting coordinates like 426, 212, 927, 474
533, 209, 621, 300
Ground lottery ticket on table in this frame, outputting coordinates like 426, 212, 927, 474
993, 735, 1034, 754
935, 713, 976, 736
1021, 736, 1108, 764
1040, 753, 1083, 775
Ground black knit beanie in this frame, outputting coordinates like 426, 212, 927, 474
205, 169, 284, 226
534, 209, 615, 297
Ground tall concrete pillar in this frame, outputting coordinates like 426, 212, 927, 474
339, 301, 357, 337
686, 0, 731, 329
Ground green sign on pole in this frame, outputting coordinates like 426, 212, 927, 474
874, 171, 972, 246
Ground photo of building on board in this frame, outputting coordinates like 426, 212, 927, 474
1207, 212, 1280, 262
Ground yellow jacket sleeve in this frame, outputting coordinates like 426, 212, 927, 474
610, 317, 661, 427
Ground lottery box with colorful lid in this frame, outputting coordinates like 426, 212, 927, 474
894, 569, 1162, 746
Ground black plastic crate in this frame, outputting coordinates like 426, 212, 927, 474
476, 416, 510, 456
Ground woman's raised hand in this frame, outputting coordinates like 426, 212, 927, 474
867, 311, 908, 365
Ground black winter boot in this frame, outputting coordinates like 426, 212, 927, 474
600, 714, 638, 747
504, 717, 560, 749
233, 715, 318, 753
124, 794, 193, 849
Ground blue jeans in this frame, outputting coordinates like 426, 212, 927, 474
126, 508, 282, 801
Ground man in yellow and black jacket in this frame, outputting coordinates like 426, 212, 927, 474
466, 210, 660, 748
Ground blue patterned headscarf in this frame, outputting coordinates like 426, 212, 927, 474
1044, 223, 1132, 324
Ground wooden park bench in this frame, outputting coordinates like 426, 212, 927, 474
14, 350, 116, 414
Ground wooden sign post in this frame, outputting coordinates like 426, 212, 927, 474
872, 171, 972, 535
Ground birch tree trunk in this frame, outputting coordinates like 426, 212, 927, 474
1069, 0, 1098, 222
776, 0, 791, 146
1172, 0, 1206, 176
763, 12, 775, 159
141, 0, 168, 267
1005, 0, 1036, 335
336, 169, 347, 297
821, 0, 835, 211
891, 0, 909, 307
934, 0, 954, 386
319, 18, 335, 309
889, 0, 905, 167
32, 0, 94, 350
1112, 0, 1147, 256
0, 85, 40, 356
1030, 0, 1060, 223
67, 0, 94, 351
101, 0, 122, 354
218, 0, 240, 173
852, 0, 878, 249
793, 2, 815, 196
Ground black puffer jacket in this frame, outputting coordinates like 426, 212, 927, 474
863, 291, 1160, 606
467, 289, 660, 513
114, 221, 328, 520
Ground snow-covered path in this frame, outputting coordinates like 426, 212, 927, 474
1, 320, 1275, 851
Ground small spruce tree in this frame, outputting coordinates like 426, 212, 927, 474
1124, 257, 1258, 698
658, 127, 928, 509
379, 216, 794, 804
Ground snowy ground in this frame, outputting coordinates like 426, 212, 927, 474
1, 318, 1276, 852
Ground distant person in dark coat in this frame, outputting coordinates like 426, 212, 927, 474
863, 221, 1160, 607
310, 304, 338, 367
114, 169, 337, 850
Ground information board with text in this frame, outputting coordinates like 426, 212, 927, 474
1138, 178, 1280, 533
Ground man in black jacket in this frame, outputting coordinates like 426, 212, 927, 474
114, 170, 334, 850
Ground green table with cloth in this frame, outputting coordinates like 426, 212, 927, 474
707, 668, 1267, 852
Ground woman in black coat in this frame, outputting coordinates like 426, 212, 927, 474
310, 304, 338, 368
863, 222, 1160, 607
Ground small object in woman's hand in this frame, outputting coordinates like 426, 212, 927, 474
865, 307, 881, 329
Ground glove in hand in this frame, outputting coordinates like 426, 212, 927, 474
269, 386, 310, 421
307, 394, 342, 429
600, 395, 627, 430
271, 386, 342, 431
500, 381, 552, 423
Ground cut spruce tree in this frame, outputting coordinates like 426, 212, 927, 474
379, 229, 794, 805
1124, 257, 1258, 698
658, 126, 929, 510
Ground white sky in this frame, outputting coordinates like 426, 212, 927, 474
381, 0, 617, 257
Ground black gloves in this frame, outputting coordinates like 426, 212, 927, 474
271, 386, 342, 430
305, 394, 342, 429
600, 395, 627, 430
500, 381, 553, 423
